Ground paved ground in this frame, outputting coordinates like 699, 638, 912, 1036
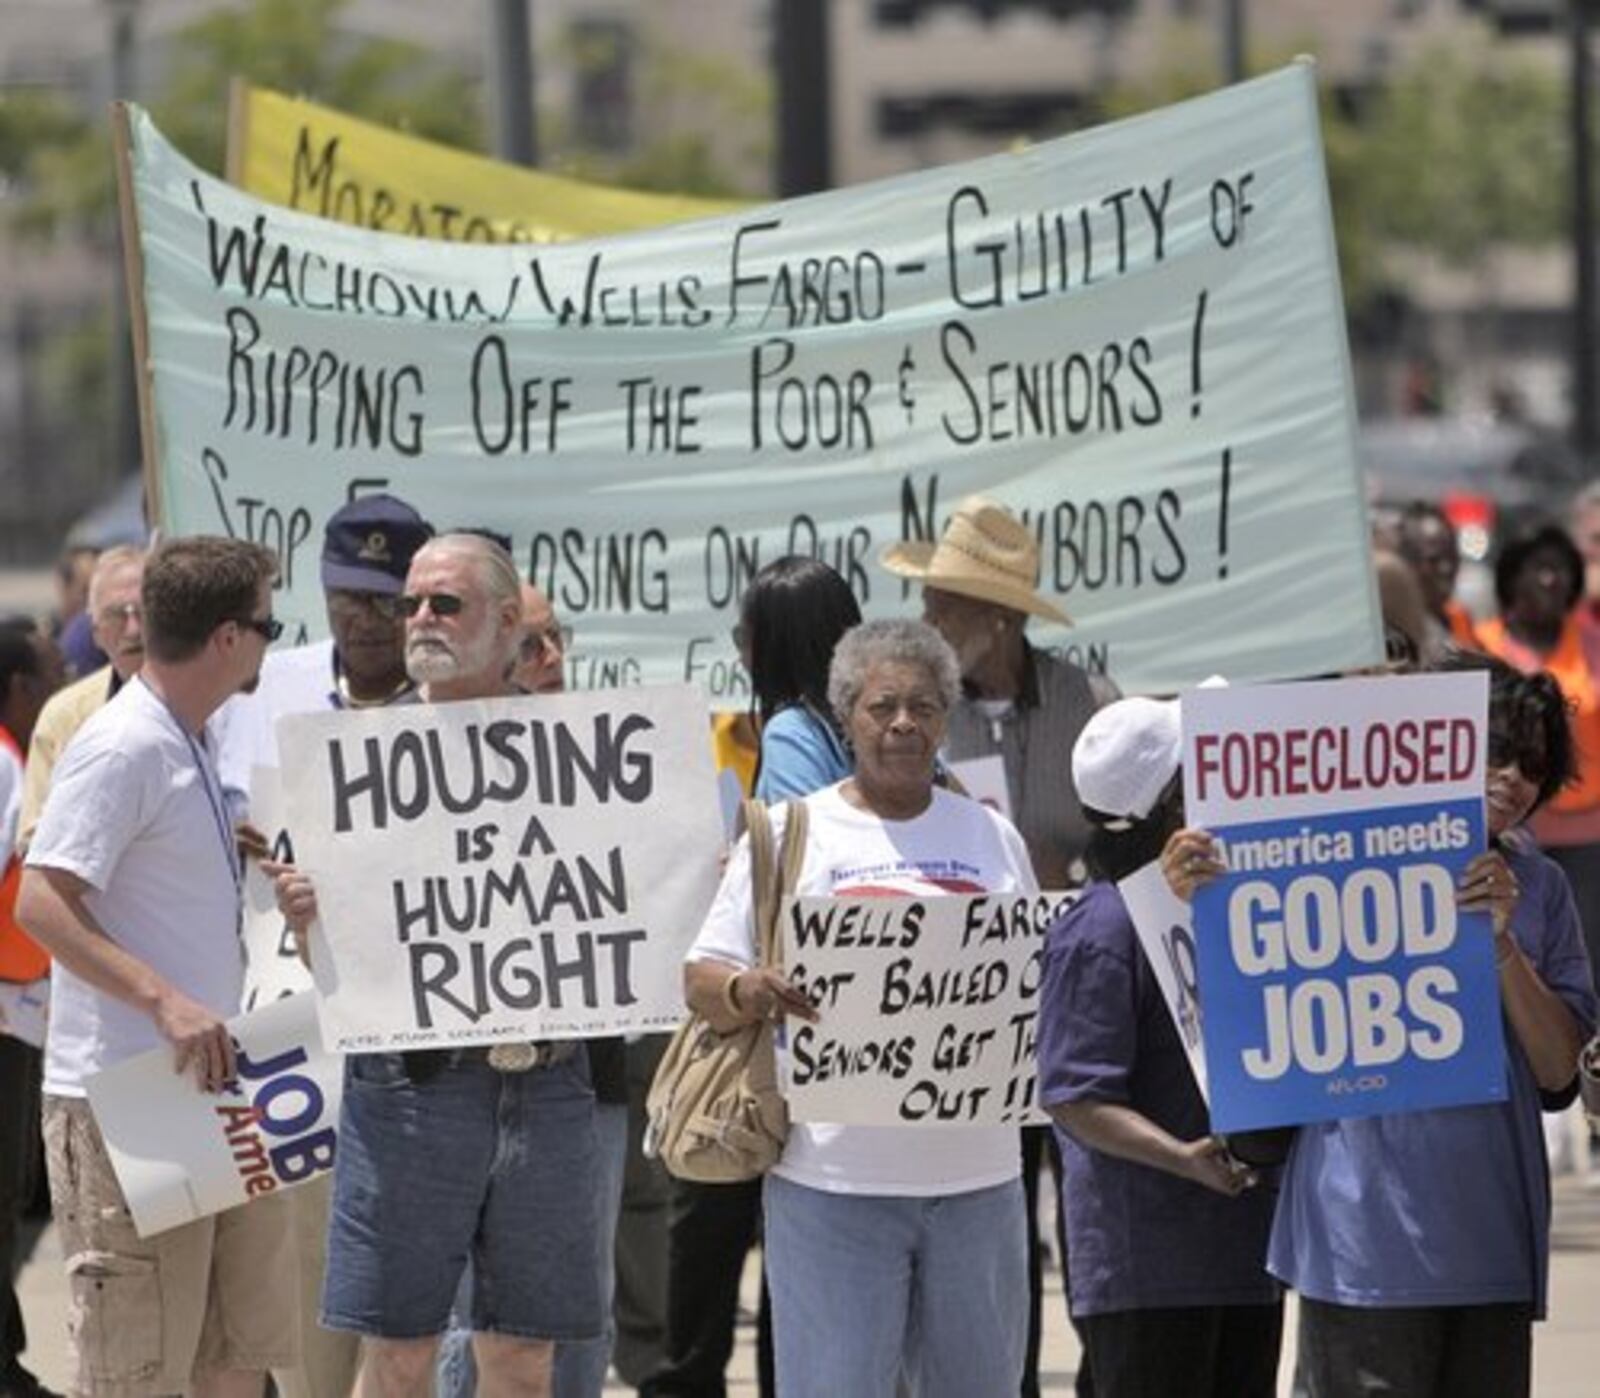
16, 1171, 1600, 1394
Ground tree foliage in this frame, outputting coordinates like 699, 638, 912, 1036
0, 0, 481, 244
1088, 22, 1569, 306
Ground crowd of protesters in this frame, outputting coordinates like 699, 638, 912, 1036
0, 484, 1596, 1398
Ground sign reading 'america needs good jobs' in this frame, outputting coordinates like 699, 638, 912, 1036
1182, 673, 1503, 1132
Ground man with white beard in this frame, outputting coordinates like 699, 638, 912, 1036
272, 533, 602, 1398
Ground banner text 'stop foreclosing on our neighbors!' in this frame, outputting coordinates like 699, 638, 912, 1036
117, 61, 1380, 697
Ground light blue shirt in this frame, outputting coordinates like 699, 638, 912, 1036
755, 705, 850, 803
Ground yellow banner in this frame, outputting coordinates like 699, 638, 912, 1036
226, 83, 744, 244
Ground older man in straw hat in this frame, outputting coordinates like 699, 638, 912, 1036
881, 494, 1110, 1398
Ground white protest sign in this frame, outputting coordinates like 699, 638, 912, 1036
778, 891, 1072, 1127
0, 978, 48, 1049
947, 755, 1012, 820
279, 685, 722, 1052
242, 767, 313, 1009
1180, 673, 1502, 1131
1117, 861, 1209, 1102
85, 993, 340, 1237
119, 62, 1378, 699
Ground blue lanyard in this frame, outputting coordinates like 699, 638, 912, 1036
139, 677, 241, 898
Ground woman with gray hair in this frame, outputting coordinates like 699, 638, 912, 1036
684, 618, 1037, 1398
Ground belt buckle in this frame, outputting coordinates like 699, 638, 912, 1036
486, 1041, 541, 1073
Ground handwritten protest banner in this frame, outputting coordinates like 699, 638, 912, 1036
116, 61, 1378, 697
228, 83, 744, 244
242, 766, 313, 1010
1181, 673, 1502, 1132
85, 993, 340, 1237
1119, 861, 1209, 1101
778, 891, 1070, 1127
278, 685, 721, 1051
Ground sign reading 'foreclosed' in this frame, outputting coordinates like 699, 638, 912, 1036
1181, 673, 1503, 1132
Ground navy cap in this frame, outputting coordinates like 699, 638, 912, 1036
321, 495, 433, 596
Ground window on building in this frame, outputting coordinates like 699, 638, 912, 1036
569, 18, 633, 152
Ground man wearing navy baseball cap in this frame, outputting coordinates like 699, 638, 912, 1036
211, 493, 433, 1398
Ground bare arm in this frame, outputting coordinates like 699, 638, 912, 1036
683, 959, 818, 1035
1048, 1100, 1257, 1197
1460, 850, 1585, 1094
1498, 941, 1584, 1093
16, 865, 236, 1091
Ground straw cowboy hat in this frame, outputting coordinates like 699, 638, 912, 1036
880, 495, 1071, 626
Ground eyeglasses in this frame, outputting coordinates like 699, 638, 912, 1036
96, 601, 142, 627
236, 616, 284, 643
328, 590, 403, 621
397, 593, 464, 619
1488, 730, 1549, 785
518, 624, 571, 662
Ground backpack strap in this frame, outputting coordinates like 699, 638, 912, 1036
744, 798, 809, 971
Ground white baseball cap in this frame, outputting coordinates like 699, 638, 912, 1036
1072, 678, 1227, 829
1072, 698, 1182, 830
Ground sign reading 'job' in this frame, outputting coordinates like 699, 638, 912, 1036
279, 686, 722, 1051
1181, 673, 1503, 1132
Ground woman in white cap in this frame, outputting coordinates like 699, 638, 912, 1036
882, 494, 1109, 1396
1035, 695, 1282, 1398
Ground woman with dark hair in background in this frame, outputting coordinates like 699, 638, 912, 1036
643, 557, 860, 1398
1477, 524, 1600, 994
740, 556, 862, 800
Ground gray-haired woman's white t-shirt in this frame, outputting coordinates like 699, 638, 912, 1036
690, 783, 1036, 1197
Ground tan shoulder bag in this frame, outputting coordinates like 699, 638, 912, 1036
644, 798, 809, 1183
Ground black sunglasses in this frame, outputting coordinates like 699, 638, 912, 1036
236, 616, 284, 642
398, 593, 464, 619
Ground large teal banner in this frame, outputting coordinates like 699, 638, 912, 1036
120, 62, 1379, 698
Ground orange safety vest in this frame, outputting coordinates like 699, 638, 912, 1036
1442, 599, 1481, 650
0, 725, 47, 983
1477, 614, 1600, 816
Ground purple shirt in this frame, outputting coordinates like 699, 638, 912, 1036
1268, 834, 1597, 1317
1037, 881, 1279, 1317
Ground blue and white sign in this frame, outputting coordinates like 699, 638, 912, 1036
1181, 672, 1504, 1132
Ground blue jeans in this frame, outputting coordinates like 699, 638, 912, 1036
764, 1173, 1027, 1398
438, 1100, 629, 1398
323, 1051, 601, 1341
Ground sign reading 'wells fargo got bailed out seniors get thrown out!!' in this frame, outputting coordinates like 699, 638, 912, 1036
118, 61, 1379, 698
1182, 672, 1503, 1133
778, 892, 1073, 1128
278, 686, 722, 1052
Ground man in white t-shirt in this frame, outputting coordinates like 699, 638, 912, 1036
17, 536, 295, 1398
213, 493, 432, 1398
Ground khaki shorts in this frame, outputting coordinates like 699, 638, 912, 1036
43, 1094, 299, 1398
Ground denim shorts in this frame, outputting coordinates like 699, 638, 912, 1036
321, 1050, 602, 1341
